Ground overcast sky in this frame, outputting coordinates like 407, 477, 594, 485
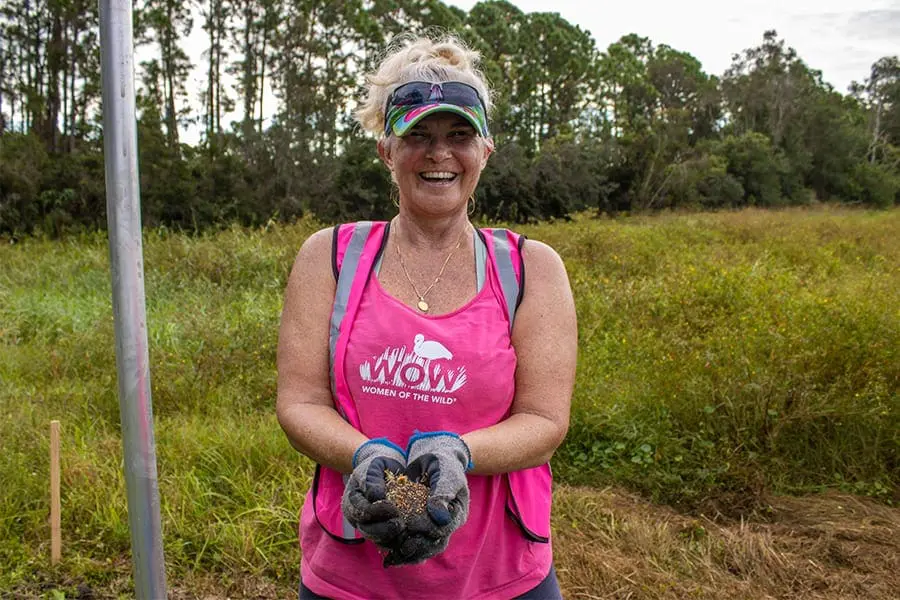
446, 0, 899, 93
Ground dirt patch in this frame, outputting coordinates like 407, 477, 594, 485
553, 485, 900, 599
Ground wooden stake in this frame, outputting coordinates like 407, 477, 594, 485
50, 420, 61, 565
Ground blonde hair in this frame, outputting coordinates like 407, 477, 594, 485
355, 34, 493, 137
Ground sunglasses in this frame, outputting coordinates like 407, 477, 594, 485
383, 81, 490, 137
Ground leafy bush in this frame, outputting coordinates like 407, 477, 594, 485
478, 141, 539, 222
848, 161, 900, 208
479, 138, 614, 222
665, 154, 745, 209
0, 133, 51, 234
709, 132, 788, 206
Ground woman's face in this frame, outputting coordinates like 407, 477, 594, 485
378, 112, 493, 217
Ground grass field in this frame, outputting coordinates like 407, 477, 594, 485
1, 207, 898, 598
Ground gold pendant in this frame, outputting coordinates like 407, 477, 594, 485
417, 299, 429, 313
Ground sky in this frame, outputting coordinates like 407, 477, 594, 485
445, 0, 899, 93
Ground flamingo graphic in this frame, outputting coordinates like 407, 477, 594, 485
412, 334, 453, 360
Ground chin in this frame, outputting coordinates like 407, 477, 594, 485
408, 197, 467, 215
407, 188, 463, 204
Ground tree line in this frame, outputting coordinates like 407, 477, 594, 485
1, 0, 898, 236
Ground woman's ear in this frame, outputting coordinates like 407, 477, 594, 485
377, 137, 393, 170
481, 137, 494, 168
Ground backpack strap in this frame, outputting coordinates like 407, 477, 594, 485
479, 228, 551, 542
315, 221, 389, 544
329, 221, 389, 424
475, 230, 487, 292
478, 228, 526, 332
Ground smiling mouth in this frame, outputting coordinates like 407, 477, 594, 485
420, 171, 459, 183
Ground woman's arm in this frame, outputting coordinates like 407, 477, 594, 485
461, 239, 577, 474
276, 228, 367, 474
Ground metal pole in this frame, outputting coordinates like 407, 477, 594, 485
98, 1, 167, 597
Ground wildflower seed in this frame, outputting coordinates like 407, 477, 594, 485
384, 471, 428, 517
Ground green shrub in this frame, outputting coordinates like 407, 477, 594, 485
709, 132, 788, 206
665, 154, 745, 209
848, 161, 900, 208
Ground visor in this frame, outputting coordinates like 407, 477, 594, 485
384, 81, 490, 137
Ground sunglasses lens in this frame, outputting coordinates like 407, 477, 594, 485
391, 83, 429, 107
390, 82, 483, 110
446, 84, 481, 106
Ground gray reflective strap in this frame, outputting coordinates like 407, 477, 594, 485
475, 231, 487, 292
342, 473, 356, 538
492, 229, 520, 330
373, 251, 384, 275
329, 222, 372, 379
329, 222, 373, 541
372, 221, 392, 275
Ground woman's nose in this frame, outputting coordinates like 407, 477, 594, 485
426, 136, 452, 160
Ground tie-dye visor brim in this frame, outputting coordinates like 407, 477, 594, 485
386, 102, 489, 137
383, 81, 490, 137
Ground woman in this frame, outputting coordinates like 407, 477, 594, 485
276, 35, 577, 599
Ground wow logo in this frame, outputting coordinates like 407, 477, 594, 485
359, 334, 467, 393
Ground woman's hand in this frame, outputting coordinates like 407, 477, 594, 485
382, 432, 471, 566
341, 439, 408, 547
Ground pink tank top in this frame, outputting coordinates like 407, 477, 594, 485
299, 223, 552, 599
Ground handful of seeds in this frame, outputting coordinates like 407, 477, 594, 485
384, 470, 429, 517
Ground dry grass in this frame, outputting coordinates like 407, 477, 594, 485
8, 486, 897, 599
553, 485, 900, 600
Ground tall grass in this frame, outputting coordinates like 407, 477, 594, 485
1, 208, 897, 591
544, 209, 899, 506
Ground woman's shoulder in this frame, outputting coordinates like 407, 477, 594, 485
519, 238, 564, 272
297, 220, 381, 252
510, 236, 575, 342
287, 226, 341, 286
297, 222, 390, 279
518, 237, 569, 298
295, 226, 334, 261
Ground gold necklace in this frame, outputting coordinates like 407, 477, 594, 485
395, 225, 469, 313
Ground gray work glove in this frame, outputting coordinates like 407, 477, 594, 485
383, 431, 472, 566
341, 438, 407, 548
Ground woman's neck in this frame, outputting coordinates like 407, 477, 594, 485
392, 212, 472, 251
